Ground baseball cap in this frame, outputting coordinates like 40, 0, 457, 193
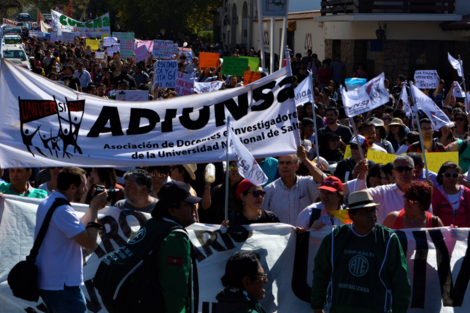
318, 176, 343, 192
349, 135, 369, 149
157, 181, 201, 204
236, 179, 255, 200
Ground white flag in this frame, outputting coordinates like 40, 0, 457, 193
411, 83, 452, 130
448, 53, 464, 78
193, 81, 224, 94
399, 83, 411, 117
228, 126, 268, 186
342, 73, 390, 118
294, 72, 314, 107
452, 81, 466, 98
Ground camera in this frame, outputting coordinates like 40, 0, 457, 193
93, 185, 119, 203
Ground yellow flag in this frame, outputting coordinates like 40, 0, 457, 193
328, 209, 352, 224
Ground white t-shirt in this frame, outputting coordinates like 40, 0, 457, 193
370, 143, 387, 153
295, 202, 346, 229
35, 191, 86, 290
446, 192, 461, 211
38, 182, 52, 196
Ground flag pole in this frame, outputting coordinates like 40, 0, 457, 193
225, 116, 230, 221
459, 55, 469, 113
409, 81, 430, 181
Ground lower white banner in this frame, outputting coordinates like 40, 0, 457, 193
1, 196, 470, 312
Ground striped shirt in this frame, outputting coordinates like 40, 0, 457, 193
262, 175, 324, 225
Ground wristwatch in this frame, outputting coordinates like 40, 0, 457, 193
86, 222, 105, 231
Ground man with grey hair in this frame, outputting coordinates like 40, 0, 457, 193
355, 155, 416, 223
262, 147, 326, 225
114, 169, 157, 213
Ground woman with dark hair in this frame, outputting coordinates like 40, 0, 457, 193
299, 102, 314, 121
380, 162, 395, 185
367, 163, 383, 188
200, 161, 243, 224
102, 70, 114, 92
386, 118, 407, 152
432, 161, 470, 227
436, 124, 456, 146
452, 110, 469, 140
383, 181, 443, 229
318, 132, 343, 163
229, 179, 280, 226
81, 168, 123, 205
216, 251, 268, 313
91, 63, 103, 84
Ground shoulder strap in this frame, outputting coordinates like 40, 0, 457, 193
309, 208, 322, 228
28, 198, 70, 262
459, 140, 468, 155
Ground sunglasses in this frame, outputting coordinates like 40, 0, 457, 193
247, 190, 266, 197
442, 173, 459, 178
454, 118, 465, 122
395, 166, 413, 173
403, 196, 418, 205
228, 165, 238, 171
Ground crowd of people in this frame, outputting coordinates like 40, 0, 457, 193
3, 35, 470, 312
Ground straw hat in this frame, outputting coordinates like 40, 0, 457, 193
182, 164, 197, 180
347, 190, 380, 210
388, 118, 405, 128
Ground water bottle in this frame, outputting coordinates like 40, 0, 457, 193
205, 163, 216, 183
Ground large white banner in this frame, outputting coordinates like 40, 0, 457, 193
341, 73, 390, 118
1, 196, 470, 312
51, 10, 111, 36
0, 59, 299, 168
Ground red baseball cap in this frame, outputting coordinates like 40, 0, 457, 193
318, 176, 343, 192
236, 179, 255, 200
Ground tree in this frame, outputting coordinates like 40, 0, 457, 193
91, 0, 221, 39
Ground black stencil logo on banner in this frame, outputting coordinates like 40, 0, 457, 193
18, 96, 85, 158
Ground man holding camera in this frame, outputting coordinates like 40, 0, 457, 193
35, 167, 107, 313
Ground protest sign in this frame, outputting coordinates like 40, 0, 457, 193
134, 45, 150, 63
28, 31, 45, 39
199, 52, 220, 68
154, 60, 178, 89
0, 60, 298, 168
113, 32, 135, 58
244, 71, 262, 85
95, 52, 105, 59
101, 33, 109, 42
173, 44, 179, 54
49, 31, 59, 42
367, 149, 397, 165
175, 72, 194, 96
414, 70, 439, 89
2, 196, 470, 313
106, 45, 120, 56
103, 36, 118, 47
51, 10, 111, 36
422, 151, 458, 174
86, 39, 100, 51
193, 81, 224, 94
115, 90, 149, 101
240, 56, 260, 72
153, 40, 173, 59
222, 57, 249, 76
136, 40, 154, 54
61, 31, 75, 43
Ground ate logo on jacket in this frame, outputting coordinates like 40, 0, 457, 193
349, 255, 369, 277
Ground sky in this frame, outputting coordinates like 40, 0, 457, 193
289, 0, 320, 12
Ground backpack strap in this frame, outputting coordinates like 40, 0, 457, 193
459, 140, 468, 155
28, 198, 70, 262
309, 208, 322, 228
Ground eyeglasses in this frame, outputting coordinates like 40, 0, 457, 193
442, 172, 459, 179
228, 165, 238, 171
255, 273, 268, 280
403, 196, 419, 205
247, 190, 266, 197
395, 166, 413, 173
454, 118, 465, 122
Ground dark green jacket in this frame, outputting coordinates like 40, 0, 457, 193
311, 224, 411, 313
216, 289, 267, 313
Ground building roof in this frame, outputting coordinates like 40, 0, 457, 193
440, 15, 470, 31
256, 10, 321, 22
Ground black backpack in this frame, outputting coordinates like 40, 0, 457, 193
93, 225, 193, 313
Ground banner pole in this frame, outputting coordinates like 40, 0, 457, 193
311, 73, 321, 163
225, 116, 230, 221
409, 81, 430, 181
270, 17, 275, 74
257, 0, 266, 71
349, 116, 365, 161
459, 55, 469, 114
